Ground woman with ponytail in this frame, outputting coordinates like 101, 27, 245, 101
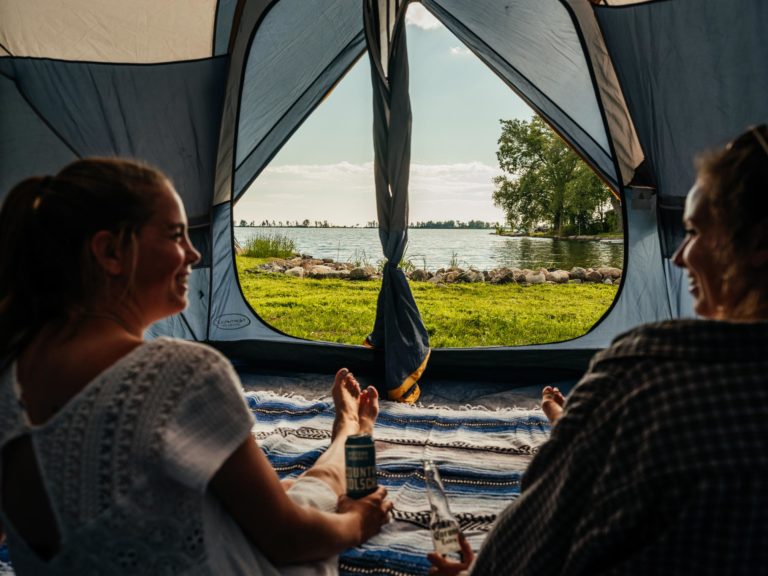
0, 158, 390, 575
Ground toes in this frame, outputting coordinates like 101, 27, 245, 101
366, 385, 379, 405
360, 386, 380, 415
344, 373, 361, 396
334, 368, 350, 387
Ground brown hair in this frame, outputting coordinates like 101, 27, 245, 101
696, 125, 768, 319
0, 157, 168, 360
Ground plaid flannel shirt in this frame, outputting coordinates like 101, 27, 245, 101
473, 320, 768, 576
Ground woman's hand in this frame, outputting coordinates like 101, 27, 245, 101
337, 486, 393, 545
427, 532, 475, 575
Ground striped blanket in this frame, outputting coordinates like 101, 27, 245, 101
246, 391, 552, 575
0, 392, 551, 575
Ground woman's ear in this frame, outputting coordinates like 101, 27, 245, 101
90, 230, 126, 276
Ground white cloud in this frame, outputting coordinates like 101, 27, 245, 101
449, 46, 471, 57
405, 3, 442, 30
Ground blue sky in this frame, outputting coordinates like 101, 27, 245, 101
235, 4, 533, 227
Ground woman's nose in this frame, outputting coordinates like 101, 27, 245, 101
672, 238, 686, 268
186, 240, 202, 265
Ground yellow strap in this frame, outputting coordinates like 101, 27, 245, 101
387, 349, 431, 403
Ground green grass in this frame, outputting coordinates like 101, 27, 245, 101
241, 233, 297, 258
237, 256, 618, 347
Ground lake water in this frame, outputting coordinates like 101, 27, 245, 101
234, 227, 624, 272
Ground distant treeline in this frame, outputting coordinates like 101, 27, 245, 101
236, 219, 500, 229
410, 220, 499, 229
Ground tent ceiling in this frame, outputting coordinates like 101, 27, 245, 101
0, 0, 218, 63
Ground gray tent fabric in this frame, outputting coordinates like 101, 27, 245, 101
363, 0, 430, 403
0, 72, 77, 196
0, 57, 227, 222
214, 0, 239, 56
595, 0, 768, 260
231, 0, 365, 202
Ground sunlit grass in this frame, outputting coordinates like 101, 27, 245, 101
241, 233, 297, 259
237, 256, 617, 347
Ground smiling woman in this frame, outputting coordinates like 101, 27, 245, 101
432, 126, 768, 575
674, 124, 768, 320
0, 158, 392, 575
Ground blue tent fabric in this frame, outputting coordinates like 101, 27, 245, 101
0, 57, 228, 221
595, 0, 768, 314
363, 0, 430, 403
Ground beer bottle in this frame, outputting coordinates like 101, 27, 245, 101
423, 459, 461, 556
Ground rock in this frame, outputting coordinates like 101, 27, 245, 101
586, 270, 603, 282
525, 272, 546, 284
287, 257, 303, 267
259, 262, 284, 273
569, 279, 583, 284
322, 258, 335, 263
569, 267, 587, 280
285, 266, 305, 278
307, 265, 335, 278
444, 271, 461, 283
549, 270, 570, 283
513, 269, 527, 283
300, 253, 314, 260
597, 266, 623, 280
458, 270, 484, 283
603, 278, 613, 285
303, 258, 325, 267
349, 266, 372, 280
492, 270, 516, 285
326, 269, 350, 279
427, 273, 445, 284
411, 269, 430, 281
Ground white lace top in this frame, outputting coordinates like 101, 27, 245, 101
0, 338, 280, 575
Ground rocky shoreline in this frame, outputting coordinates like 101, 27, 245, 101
244, 256, 622, 286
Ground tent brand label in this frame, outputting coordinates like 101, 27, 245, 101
214, 314, 251, 330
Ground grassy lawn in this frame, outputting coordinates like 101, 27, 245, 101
237, 256, 618, 347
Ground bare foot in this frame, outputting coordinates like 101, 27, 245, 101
541, 386, 565, 424
331, 368, 361, 440
357, 384, 379, 436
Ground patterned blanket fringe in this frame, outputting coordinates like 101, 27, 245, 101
244, 390, 541, 415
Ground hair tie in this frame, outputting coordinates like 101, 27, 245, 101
32, 176, 53, 211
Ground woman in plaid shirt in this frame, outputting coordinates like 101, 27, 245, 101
431, 126, 768, 575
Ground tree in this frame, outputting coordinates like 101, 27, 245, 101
493, 116, 619, 235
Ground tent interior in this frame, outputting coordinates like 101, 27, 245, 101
1, 0, 766, 572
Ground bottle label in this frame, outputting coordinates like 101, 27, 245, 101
431, 519, 461, 555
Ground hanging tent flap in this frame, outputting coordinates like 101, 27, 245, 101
363, 0, 431, 403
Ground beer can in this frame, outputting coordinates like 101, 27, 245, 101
345, 433, 377, 498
